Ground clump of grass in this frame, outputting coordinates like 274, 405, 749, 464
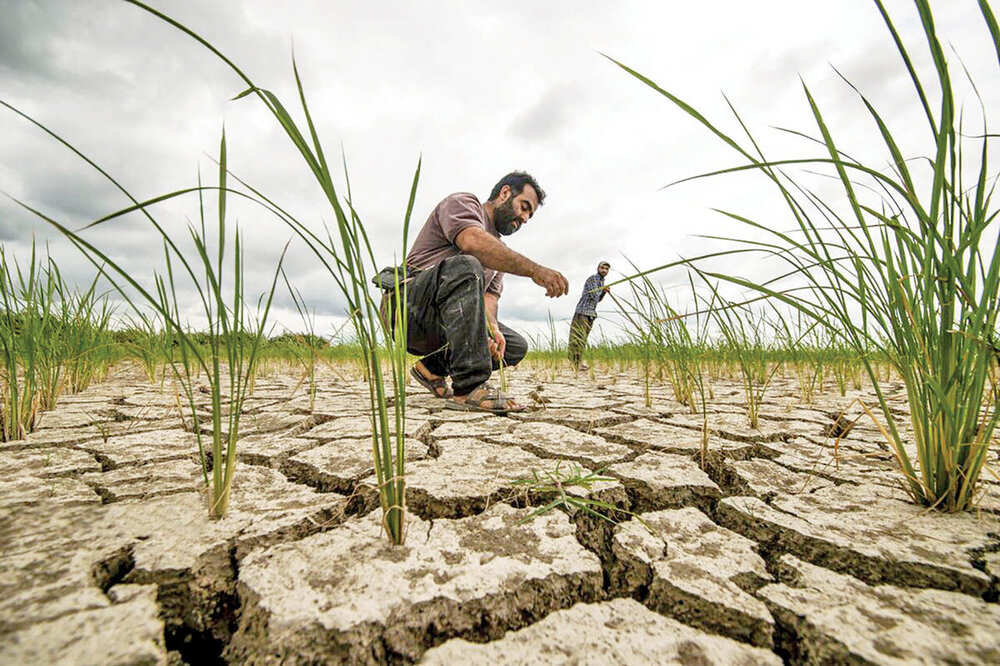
280, 272, 326, 411
0, 243, 116, 439
60, 275, 116, 394
702, 287, 786, 430
512, 462, 643, 526
610, 0, 1000, 511
0, 244, 48, 439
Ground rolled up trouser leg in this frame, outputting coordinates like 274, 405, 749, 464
405, 255, 491, 396
568, 313, 594, 365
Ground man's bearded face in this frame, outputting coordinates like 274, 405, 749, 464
494, 198, 521, 236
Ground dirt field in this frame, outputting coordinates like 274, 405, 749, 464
2, 363, 999, 664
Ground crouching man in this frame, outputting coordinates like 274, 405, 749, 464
399, 171, 568, 414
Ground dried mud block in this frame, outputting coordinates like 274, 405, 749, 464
0, 582, 166, 665
717, 484, 999, 596
284, 437, 429, 494
2, 447, 102, 477
423, 598, 781, 665
236, 434, 319, 468
512, 407, 632, 431
78, 428, 198, 468
240, 410, 317, 436
406, 393, 454, 411
667, 409, 793, 443
426, 410, 492, 424
305, 392, 376, 417
0, 506, 115, 630
605, 381, 677, 401
0, 474, 101, 509
490, 422, 632, 467
95, 467, 348, 650
596, 418, 759, 458
82, 458, 203, 503
111, 464, 349, 570
228, 504, 603, 664
769, 437, 900, 489
611, 403, 678, 419
523, 384, 623, 410
429, 417, 517, 440
110, 402, 180, 421
34, 408, 107, 430
761, 555, 1000, 665
300, 415, 431, 441
610, 508, 774, 647
381, 438, 550, 519
719, 458, 836, 501
8, 425, 111, 450
983, 552, 1000, 580
607, 452, 720, 514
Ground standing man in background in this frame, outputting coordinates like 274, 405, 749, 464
568, 261, 610, 370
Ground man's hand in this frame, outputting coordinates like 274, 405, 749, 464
531, 265, 569, 298
488, 326, 506, 361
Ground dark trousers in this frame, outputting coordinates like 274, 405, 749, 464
568, 312, 595, 365
397, 255, 527, 396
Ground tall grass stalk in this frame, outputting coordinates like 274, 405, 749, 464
5, 108, 284, 515
113, 0, 420, 541
610, 0, 1000, 511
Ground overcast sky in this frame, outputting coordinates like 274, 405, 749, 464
1, 0, 997, 344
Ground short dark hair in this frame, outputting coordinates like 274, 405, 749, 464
488, 171, 546, 205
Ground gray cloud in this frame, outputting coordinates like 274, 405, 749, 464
506, 83, 590, 142
1, 0, 995, 336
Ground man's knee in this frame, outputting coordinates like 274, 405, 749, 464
441, 254, 483, 280
504, 328, 528, 366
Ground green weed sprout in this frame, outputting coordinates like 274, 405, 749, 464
512, 462, 640, 526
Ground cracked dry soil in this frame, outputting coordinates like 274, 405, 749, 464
2, 363, 999, 665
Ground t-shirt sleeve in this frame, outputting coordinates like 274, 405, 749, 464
439, 193, 487, 246
486, 271, 504, 297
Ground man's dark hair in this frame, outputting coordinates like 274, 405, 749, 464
488, 171, 546, 205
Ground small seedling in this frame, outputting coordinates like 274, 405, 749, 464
511, 462, 647, 528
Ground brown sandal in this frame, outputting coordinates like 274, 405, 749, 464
445, 382, 524, 415
410, 365, 453, 398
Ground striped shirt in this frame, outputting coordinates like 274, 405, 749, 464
574, 273, 606, 317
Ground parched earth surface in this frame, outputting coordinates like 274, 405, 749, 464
2, 362, 999, 664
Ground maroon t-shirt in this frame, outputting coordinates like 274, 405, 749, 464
406, 192, 504, 297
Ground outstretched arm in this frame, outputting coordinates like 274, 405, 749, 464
456, 227, 569, 297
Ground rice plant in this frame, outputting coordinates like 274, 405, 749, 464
0, 245, 47, 439
280, 271, 324, 411
610, 0, 1000, 511
3, 68, 288, 513
778, 313, 824, 404
701, 285, 786, 430
109, 1, 420, 542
